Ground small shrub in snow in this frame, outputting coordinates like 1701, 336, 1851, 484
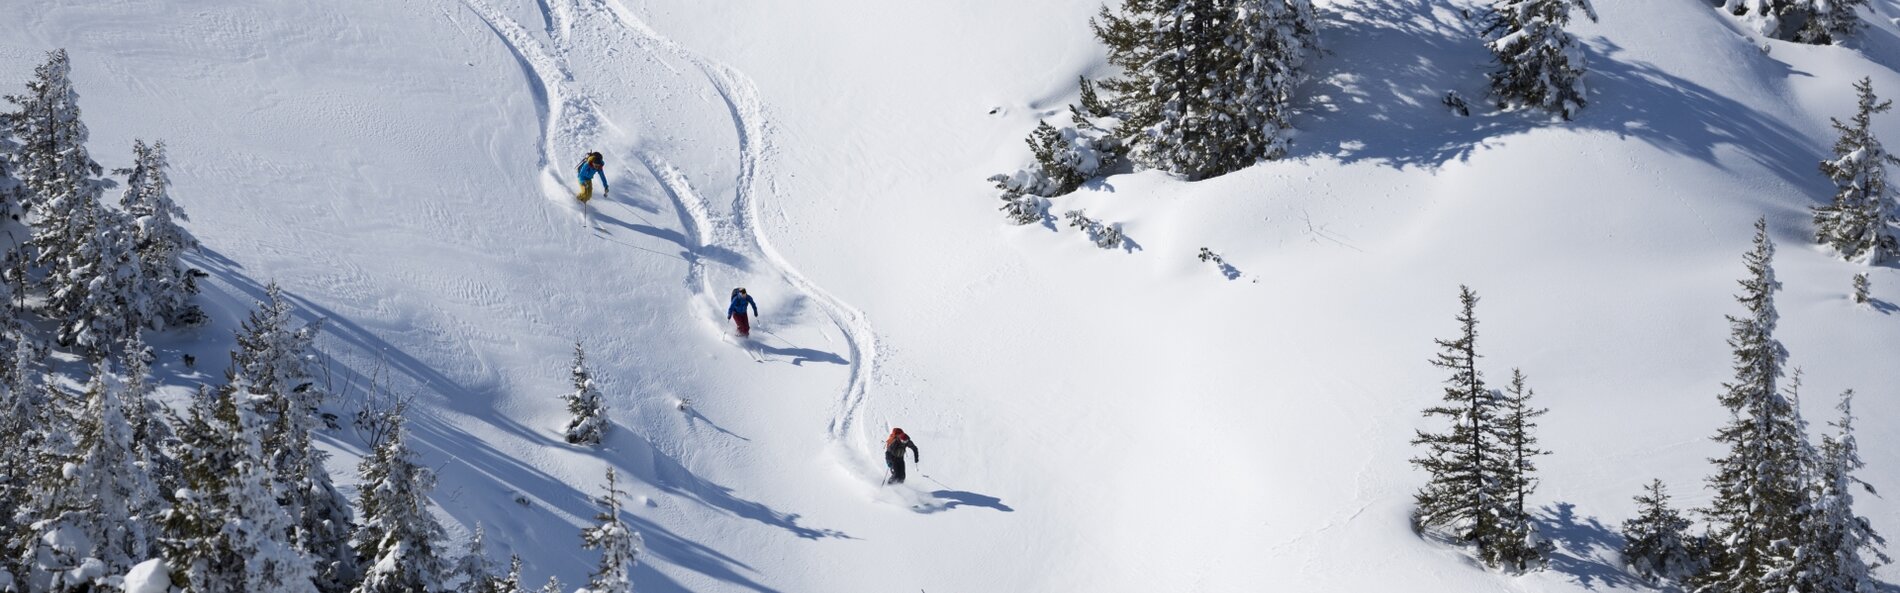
563, 342, 609, 446
1620, 479, 1701, 583
1064, 210, 1125, 249
1443, 91, 1471, 116
1197, 247, 1240, 280
1853, 272, 1870, 304
988, 79, 1125, 225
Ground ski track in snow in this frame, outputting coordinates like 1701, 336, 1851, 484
463, 0, 884, 473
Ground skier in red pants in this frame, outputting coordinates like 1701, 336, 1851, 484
728, 288, 758, 337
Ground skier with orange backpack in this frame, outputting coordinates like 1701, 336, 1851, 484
884, 428, 920, 484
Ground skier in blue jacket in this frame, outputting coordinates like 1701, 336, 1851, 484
728, 288, 758, 337
576, 152, 608, 202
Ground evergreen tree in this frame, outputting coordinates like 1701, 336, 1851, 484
230, 284, 356, 591
1484, 0, 1594, 119
349, 411, 448, 593
1220, 0, 1318, 171
563, 343, 609, 446
454, 524, 501, 593
1796, 390, 1889, 592
1485, 369, 1549, 572
1814, 78, 1900, 264
1093, 0, 1315, 179
1410, 286, 1505, 553
579, 468, 642, 593
0, 105, 21, 224
1852, 272, 1871, 304
1795, 0, 1869, 43
117, 139, 203, 328
12, 381, 95, 592
0, 333, 42, 590
1695, 218, 1811, 593
538, 576, 564, 593
2, 49, 99, 220
1621, 479, 1701, 582
492, 555, 526, 593
67, 363, 163, 576
52, 205, 147, 353
159, 384, 317, 593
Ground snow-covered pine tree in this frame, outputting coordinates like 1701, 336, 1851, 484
1795, 390, 1890, 593
0, 104, 21, 223
118, 331, 176, 486
1694, 218, 1811, 593
53, 205, 148, 354
1852, 272, 1871, 304
3, 49, 100, 220
1621, 479, 1701, 583
579, 468, 642, 593
349, 410, 448, 593
491, 555, 526, 593
563, 342, 609, 446
1484, 0, 1595, 120
1795, 0, 1868, 43
454, 523, 501, 593
230, 283, 356, 591
538, 576, 565, 593
1485, 369, 1549, 572
12, 379, 103, 592
1410, 286, 1505, 553
66, 362, 164, 578
159, 383, 318, 593
1813, 78, 1900, 265
1218, 0, 1318, 172
0, 332, 43, 590
117, 139, 203, 328
1093, 0, 1315, 179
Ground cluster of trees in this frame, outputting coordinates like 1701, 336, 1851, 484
988, 0, 1883, 230
0, 49, 643, 593
1411, 220, 1889, 590
1720, 0, 1870, 44
1, 49, 203, 356
1408, 286, 1551, 572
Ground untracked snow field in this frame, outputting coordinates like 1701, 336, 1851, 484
5, 0, 1900, 590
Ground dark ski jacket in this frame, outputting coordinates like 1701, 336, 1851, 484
886, 435, 918, 463
728, 294, 757, 318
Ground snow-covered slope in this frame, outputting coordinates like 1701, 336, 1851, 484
4, 0, 1899, 590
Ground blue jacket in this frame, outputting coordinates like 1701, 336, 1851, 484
577, 159, 608, 191
728, 294, 757, 318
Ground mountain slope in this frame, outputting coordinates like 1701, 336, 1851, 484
4, 0, 1898, 590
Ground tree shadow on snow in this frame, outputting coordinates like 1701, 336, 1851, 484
1865, 297, 1899, 315
1296, 0, 1827, 196
591, 209, 750, 271
1535, 502, 1665, 591
927, 490, 1015, 513
186, 248, 833, 592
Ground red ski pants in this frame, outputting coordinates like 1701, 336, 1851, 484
732, 312, 751, 337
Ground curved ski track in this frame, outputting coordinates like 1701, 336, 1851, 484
459, 0, 884, 471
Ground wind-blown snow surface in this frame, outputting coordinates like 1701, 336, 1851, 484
5, 0, 1900, 590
